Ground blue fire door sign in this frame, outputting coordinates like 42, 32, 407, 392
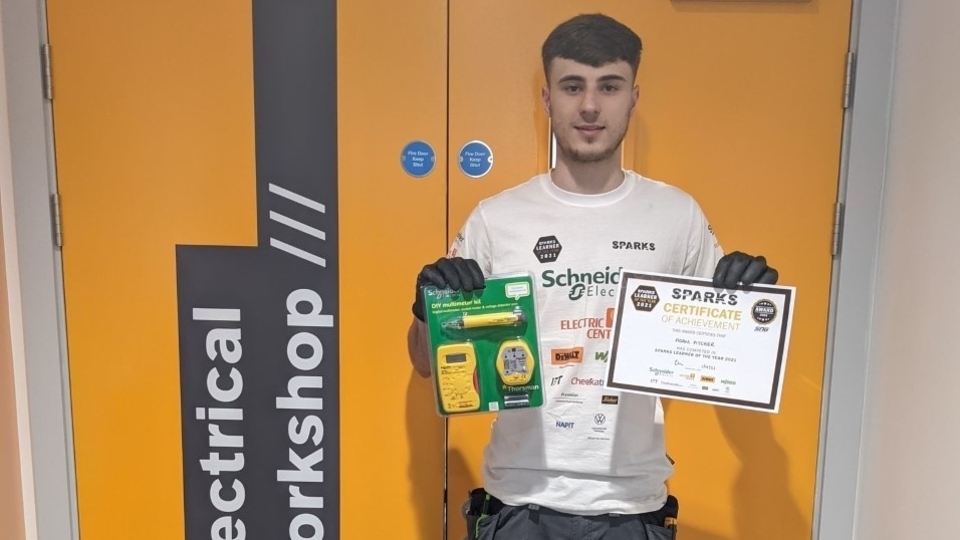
401, 140, 436, 178
458, 140, 493, 178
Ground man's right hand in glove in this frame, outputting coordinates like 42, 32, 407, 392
408, 257, 485, 377
412, 256, 486, 321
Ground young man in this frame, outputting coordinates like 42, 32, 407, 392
407, 13, 777, 540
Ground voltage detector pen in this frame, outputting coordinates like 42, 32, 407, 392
443, 307, 526, 330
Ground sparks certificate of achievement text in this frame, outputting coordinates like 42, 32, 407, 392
604, 271, 796, 413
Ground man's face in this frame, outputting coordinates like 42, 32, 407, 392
542, 58, 639, 164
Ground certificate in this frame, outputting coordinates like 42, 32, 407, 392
604, 271, 795, 412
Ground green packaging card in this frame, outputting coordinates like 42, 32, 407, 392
422, 273, 544, 416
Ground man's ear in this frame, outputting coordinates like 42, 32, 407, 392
541, 83, 551, 115
630, 85, 640, 113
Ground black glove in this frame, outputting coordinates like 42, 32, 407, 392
412, 257, 485, 321
713, 251, 778, 289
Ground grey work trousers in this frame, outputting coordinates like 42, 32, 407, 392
467, 501, 677, 540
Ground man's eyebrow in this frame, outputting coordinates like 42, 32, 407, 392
556, 74, 628, 83
598, 74, 628, 82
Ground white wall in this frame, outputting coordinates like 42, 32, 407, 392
855, 2, 960, 538
0, 2, 32, 536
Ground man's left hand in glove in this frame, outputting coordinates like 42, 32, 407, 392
713, 251, 779, 289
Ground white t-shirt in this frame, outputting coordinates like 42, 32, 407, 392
448, 170, 724, 515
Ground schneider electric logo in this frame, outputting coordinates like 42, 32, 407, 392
425, 288, 459, 300
542, 266, 621, 301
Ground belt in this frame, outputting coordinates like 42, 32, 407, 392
467, 488, 679, 521
467, 487, 505, 517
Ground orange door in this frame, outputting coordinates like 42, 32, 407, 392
46, 0, 447, 538
446, 2, 852, 539
338, 1, 450, 538
46, 3, 256, 537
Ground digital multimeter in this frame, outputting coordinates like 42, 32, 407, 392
435, 342, 481, 413
496, 339, 535, 386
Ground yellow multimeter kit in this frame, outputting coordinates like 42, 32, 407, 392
422, 273, 544, 416
435, 342, 481, 413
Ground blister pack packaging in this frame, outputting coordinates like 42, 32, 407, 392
422, 273, 544, 416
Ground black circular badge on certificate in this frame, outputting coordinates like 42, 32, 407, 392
752, 299, 777, 324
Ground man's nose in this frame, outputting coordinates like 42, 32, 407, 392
580, 89, 600, 116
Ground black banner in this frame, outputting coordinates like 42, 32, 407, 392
176, 1, 339, 538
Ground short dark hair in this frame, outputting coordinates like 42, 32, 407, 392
541, 13, 642, 80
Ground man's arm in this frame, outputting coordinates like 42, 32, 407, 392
687, 202, 778, 285
407, 318, 432, 378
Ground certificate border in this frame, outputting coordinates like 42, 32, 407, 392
607, 272, 794, 412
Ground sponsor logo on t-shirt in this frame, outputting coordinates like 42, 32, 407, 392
601, 395, 619, 405
447, 231, 466, 257
555, 420, 575, 429
533, 236, 562, 263
554, 392, 584, 405
559, 308, 616, 341
611, 241, 656, 251
708, 223, 721, 249
571, 376, 604, 386
551, 346, 584, 366
541, 266, 621, 300
591, 413, 609, 435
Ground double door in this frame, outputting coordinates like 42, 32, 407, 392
46, 0, 852, 538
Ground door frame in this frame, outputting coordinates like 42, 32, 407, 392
813, 0, 899, 538
0, 0, 897, 538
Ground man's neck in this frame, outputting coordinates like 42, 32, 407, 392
550, 154, 625, 195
